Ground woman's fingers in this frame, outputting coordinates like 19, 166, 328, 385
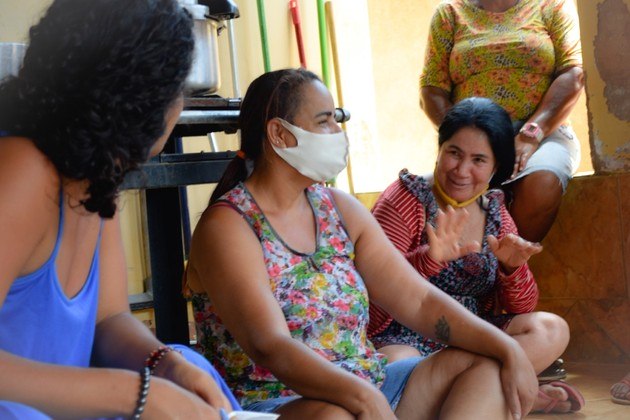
460, 240, 481, 255
490, 233, 542, 265
487, 234, 499, 252
518, 151, 530, 172
428, 207, 476, 261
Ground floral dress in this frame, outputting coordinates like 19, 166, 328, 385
191, 183, 386, 406
420, 0, 582, 121
370, 172, 517, 356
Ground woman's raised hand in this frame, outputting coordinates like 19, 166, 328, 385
487, 233, 542, 274
426, 206, 481, 263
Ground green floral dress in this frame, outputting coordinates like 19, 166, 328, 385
420, 0, 582, 121
191, 183, 386, 406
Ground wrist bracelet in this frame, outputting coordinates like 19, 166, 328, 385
145, 346, 177, 374
131, 367, 151, 420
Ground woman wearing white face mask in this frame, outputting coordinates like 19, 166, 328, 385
369, 97, 584, 414
184, 70, 542, 419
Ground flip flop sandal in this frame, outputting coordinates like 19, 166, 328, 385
611, 378, 630, 405
538, 381, 585, 413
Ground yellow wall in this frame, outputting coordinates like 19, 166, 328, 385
0, 0, 49, 42
576, 0, 630, 172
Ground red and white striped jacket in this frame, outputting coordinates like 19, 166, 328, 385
368, 178, 539, 337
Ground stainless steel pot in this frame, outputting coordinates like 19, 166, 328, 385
179, 0, 221, 95
0, 42, 27, 81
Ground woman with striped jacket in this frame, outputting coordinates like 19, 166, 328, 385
369, 98, 584, 414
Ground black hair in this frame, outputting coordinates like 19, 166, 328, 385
210, 68, 321, 203
438, 97, 515, 187
0, 0, 194, 217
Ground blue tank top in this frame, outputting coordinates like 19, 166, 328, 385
0, 190, 101, 367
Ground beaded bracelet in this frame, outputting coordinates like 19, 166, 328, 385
131, 367, 151, 420
145, 346, 177, 374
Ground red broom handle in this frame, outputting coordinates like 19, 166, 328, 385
289, 0, 307, 68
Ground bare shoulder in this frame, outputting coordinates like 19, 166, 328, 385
0, 138, 59, 290
188, 201, 268, 296
0, 137, 58, 197
328, 188, 371, 217
189, 202, 261, 266
194, 202, 252, 240
327, 187, 375, 241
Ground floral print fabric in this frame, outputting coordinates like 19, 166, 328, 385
371, 172, 511, 355
191, 183, 386, 406
420, 0, 582, 121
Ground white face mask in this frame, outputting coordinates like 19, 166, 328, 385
272, 119, 349, 182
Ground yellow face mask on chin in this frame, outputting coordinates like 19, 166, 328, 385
432, 172, 489, 208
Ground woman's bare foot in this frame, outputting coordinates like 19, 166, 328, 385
533, 383, 572, 413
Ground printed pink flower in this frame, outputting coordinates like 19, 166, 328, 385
288, 290, 306, 304
339, 315, 358, 329
287, 320, 302, 331
290, 255, 302, 265
332, 299, 350, 311
329, 237, 344, 252
346, 272, 357, 286
305, 306, 319, 319
268, 264, 281, 277
321, 261, 334, 272
251, 365, 273, 380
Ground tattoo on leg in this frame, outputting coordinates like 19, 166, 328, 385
435, 316, 450, 342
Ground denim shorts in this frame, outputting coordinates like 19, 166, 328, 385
243, 356, 424, 414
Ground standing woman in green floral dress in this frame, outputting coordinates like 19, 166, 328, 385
419, 0, 584, 243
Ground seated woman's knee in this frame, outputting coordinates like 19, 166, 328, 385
309, 402, 354, 419
517, 171, 563, 205
537, 312, 570, 347
277, 399, 354, 420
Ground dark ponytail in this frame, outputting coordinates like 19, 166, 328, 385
209, 68, 320, 203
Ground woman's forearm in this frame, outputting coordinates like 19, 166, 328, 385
527, 66, 584, 135
399, 285, 522, 362
0, 350, 138, 418
420, 86, 453, 129
497, 264, 539, 313
92, 311, 163, 370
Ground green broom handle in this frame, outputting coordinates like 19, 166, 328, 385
316, 0, 330, 87
257, 0, 271, 72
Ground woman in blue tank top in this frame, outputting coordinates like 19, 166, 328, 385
0, 1, 238, 418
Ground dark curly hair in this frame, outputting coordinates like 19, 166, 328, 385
0, 0, 194, 217
210, 68, 321, 203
